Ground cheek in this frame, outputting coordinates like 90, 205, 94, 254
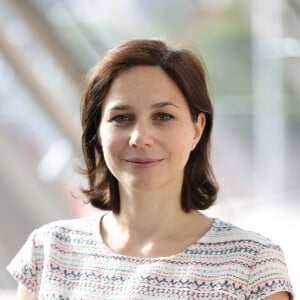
99, 128, 126, 157
168, 126, 194, 148
164, 131, 192, 161
99, 124, 114, 146
101, 137, 119, 156
99, 127, 113, 157
100, 138, 120, 172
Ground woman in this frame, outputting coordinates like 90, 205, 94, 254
8, 39, 293, 299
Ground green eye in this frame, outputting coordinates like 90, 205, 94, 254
155, 113, 174, 121
112, 115, 131, 122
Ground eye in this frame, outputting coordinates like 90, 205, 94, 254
154, 113, 174, 121
110, 114, 133, 123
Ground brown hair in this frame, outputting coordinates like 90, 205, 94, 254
80, 39, 218, 213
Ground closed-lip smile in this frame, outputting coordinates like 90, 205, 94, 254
124, 158, 163, 168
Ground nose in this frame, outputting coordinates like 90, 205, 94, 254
128, 124, 154, 148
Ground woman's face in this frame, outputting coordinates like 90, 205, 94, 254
99, 65, 205, 192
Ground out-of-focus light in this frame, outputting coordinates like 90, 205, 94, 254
37, 138, 72, 182
198, 0, 232, 9
4, 19, 30, 47
0, 55, 15, 87
282, 37, 300, 57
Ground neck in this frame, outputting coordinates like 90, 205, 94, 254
100, 185, 211, 257
115, 186, 185, 236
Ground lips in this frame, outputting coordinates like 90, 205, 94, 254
124, 158, 163, 169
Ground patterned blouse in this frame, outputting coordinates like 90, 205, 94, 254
7, 215, 293, 299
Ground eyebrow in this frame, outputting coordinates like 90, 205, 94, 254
151, 101, 179, 109
109, 104, 131, 111
109, 101, 179, 111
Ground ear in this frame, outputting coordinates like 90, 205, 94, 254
192, 112, 206, 146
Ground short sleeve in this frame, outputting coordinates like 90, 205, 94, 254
6, 229, 43, 294
245, 243, 294, 300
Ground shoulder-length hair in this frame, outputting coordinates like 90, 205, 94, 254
80, 39, 218, 213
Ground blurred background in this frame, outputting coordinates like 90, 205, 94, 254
0, 0, 299, 298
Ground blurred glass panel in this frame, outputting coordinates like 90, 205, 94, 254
0, 0, 298, 293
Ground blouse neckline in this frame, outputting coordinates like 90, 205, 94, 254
93, 213, 217, 260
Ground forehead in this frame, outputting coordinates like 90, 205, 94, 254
102, 65, 188, 110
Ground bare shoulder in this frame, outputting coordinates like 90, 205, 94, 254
266, 291, 291, 300
17, 283, 38, 300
